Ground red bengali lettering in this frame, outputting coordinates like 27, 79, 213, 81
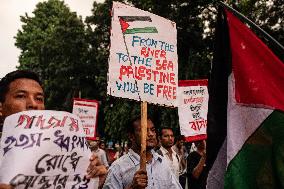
189, 119, 207, 131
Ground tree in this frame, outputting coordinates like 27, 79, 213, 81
15, 0, 88, 110
85, 0, 216, 140
86, 0, 283, 140
15, 0, 283, 140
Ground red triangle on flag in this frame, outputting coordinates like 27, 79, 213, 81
225, 9, 284, 112
119, 18, 130, 33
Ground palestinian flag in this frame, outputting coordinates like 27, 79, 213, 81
119, 16, 158, 34
206, 5, 284, 189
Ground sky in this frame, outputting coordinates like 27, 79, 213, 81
0, 0, 104, 78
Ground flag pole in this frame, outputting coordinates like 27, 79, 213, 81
140, 101, 147, 171
219, 1, 284, 52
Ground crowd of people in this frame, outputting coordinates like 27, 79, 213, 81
0, 70, 208, 189
89, 123, 208, 189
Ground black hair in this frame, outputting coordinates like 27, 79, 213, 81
0, 70, 42, 103
126, 115, 154, 134
158, 127, 174, 137
175, 135, 185, 142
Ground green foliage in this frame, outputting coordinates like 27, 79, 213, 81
15, 0, 88, 110
15, 0, 284, 140
89, 0, 216, 140
236, 0, 284, 59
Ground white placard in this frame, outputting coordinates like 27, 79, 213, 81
108, 2, 178, 107
72, 98, 99, 139
0, 110, 98, 188
178, 80, 208, 142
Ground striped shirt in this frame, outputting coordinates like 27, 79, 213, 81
103, 149, 182, 189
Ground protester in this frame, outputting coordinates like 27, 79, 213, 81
102, 116, 182, 189
99, 140, 106, 150
113, 143, 123, 161
0, 70, 107, 188
173, 135, 187, 189
187, 140, 208, 189
157, 127, 180, 179
89, 140, 109, 168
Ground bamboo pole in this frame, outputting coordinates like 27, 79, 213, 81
140, 101, 147, 170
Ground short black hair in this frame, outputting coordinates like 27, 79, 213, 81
126, 116, 140, 134
175, 135, 185, 142
158, 127, 174, 137
0, 70, 42, 103
126, 116, 154, 134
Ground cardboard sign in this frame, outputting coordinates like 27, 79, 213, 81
107, 2, 178, 107
0, 110, 98, 188
178, 80, 208, 142
72, 98, 99, 140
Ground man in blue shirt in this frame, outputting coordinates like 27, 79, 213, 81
103, 117, 182, 189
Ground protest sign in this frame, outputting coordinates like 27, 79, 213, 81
178, 80, 208, 142
0, 110, 98, 188
72, 98, 99, 140
107, 1, 178, 107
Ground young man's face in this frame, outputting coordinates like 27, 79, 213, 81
131, 119, 157, 150
0, 78, 45, 118
160, 129, 175, 149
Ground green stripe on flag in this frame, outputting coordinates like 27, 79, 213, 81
225, 110, 284, 189
124, 27, 158, 34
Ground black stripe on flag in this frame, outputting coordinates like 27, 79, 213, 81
206, 6, 232, 171
119, 16, 152, 22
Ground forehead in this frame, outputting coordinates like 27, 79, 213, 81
162, 128, 173, 135
7, 78, 43, 94
134, 119, 154, 131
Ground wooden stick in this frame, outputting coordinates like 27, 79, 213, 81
140, 101, 147, 170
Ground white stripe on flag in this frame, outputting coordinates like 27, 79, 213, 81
206, 139, 227, 189
227, 74, 272, 163
206, 74, 273, 189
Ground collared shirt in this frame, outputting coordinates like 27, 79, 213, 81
103, 149, 182, 189
93, 148, 109, 168
159, 146, 180, 179
173, 145, 187, 175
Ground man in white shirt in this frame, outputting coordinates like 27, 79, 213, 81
103, 117, 182, 189
157, 127, 180, 179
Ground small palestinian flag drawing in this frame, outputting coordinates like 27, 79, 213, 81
119, 16, 158, 34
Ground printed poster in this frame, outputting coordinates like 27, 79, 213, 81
0, 110, 98, 188
178, 80, 208, 142
72, 98, 99, 140
108, 2, 178, 107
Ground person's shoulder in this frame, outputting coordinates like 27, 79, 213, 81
157, 146, 168, 155
98, 148, 106, 154
109, 153, 131, 167
108, 153, 136, 175
152, 150, 163, 160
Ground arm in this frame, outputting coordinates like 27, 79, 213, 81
86, 153, 108, 189
101, 151, 109, 168
0, 184, 13, 189
179, 150, 187, 174
86, 153, 108, 179
191, 151, 206, 179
